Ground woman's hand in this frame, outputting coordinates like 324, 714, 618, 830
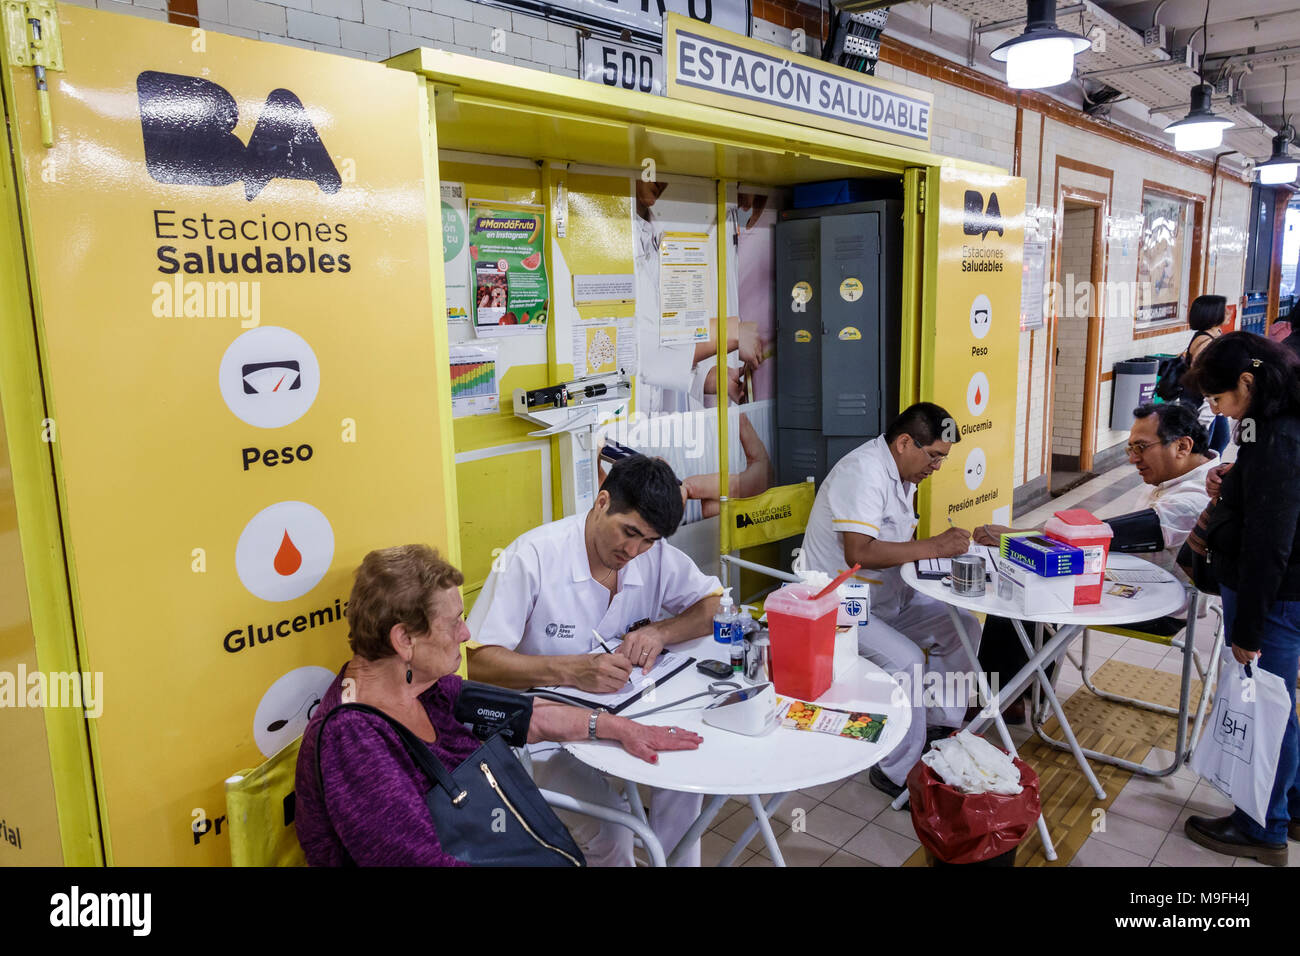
610, 719, 702, 763
1206, 462, 1232, 499
1231, 644, 1260, 666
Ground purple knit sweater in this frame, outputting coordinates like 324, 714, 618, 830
295, 665, 481, 866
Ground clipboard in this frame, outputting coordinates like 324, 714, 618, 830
528, 653, 696, 715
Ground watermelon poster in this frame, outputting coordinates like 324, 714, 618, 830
468, 199, 549, 336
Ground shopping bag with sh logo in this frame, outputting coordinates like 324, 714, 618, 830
1190, 648, 1290, 827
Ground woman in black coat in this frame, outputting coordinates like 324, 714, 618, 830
1182, 332, 1300, 866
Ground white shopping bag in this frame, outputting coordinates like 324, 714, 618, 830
1190, 648, 1291, 827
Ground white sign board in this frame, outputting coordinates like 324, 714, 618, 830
581, 35, 664, 96
482, 0, 749, 43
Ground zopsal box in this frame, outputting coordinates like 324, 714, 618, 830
999, 532, 1085, 577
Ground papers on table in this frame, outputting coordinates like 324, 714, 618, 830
1105, 567, 1175, 584
530, 644, 695, 714
915, 544, 1000, 580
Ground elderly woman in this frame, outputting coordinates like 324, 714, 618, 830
295, 544, 701, 866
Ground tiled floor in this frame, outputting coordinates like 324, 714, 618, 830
689, 455, 1298, 868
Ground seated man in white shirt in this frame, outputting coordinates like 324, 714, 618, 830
467, 455, 721, 866
799, 402, 978, 799
972, 401, 1217, 721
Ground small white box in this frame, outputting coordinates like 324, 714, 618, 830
995, 557, 1078, 616
837, 582, 870, 626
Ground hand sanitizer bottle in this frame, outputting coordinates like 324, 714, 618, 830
713, 588, 736, 645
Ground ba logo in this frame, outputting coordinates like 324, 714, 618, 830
963, 190, 1004, 240
545, 623, 559, 637
736, 513, 754, 529
844, 599, 863, 616
137, 71, 341, 201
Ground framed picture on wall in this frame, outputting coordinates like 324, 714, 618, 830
1135, 188, 1196, 331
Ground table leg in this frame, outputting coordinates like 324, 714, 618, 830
750, 793, 788, 866
720, 792, 793, 867
949, 605, 1059, 862
1010, 621, 1107, 800
660, 792, 728, 867
621, 780, 651, 828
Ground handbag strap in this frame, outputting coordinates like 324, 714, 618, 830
312, 701, 469, 865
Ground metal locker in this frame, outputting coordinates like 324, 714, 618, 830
774, 218, 821, 431
776, 427, 824, 488
819, 213, 881, 436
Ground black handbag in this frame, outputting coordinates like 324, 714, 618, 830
314, 703, 585, 867
1176, 500, 1234, 595
1154, 353, 1189, 403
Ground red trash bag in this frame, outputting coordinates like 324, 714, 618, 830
906, 749, 1041, 865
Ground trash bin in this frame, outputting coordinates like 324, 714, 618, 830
1110, 357, 1159, 430
907, 744, 1041, 866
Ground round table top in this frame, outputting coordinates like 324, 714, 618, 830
561, 629, 912, 795
900, 552, 1187, 625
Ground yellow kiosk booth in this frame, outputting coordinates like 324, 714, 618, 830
0, 5, 1023, 865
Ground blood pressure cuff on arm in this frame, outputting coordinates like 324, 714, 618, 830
454, 682, 534, 746
1105, 509, 1165, 553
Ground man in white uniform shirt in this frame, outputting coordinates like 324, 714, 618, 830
468, 455, 722, 865
973, 401, 1217, 719
800, 402, 977, 798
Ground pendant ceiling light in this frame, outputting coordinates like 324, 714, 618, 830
990, 0, 1090, 90
1256, 69, 1296, 185
1166, 0, 1232, 151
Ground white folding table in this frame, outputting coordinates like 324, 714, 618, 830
899, 553, 1186, 861
561, 627, 912, 866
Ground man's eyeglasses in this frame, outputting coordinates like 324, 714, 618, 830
923, 449, 948, 465
1125, 439, 1171, 457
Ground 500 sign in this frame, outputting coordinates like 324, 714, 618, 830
581, 36, 663, 95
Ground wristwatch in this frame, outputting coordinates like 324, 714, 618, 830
587, 708, 605, 741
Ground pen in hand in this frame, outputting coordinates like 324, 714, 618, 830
592, 629, 615, 655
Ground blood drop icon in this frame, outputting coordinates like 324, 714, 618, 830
236, 501, 334, 602
273, 530, 303, 576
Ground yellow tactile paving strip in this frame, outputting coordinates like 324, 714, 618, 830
905, 659, 1202, 867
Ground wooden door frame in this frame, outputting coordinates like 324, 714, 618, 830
1044, 186, 1109, 481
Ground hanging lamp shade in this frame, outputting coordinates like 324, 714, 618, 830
1256, 126, 1297, 185
990, 0, 1091, 90
1165, 83, 1234, 152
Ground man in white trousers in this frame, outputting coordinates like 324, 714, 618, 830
468, 455, 722, 865
799, 402, 979, 800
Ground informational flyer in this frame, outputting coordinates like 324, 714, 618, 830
440, 182, 471, 325
468, 199, 548, 336
777, 698, 888, 742
572, 317, 636, 376
659, 230, 711, 346
449, 344, 500, 418
1019, 239, 1046, 331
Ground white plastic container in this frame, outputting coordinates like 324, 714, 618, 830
995, 556, 1078, 615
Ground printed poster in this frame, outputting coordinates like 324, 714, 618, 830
469, 199, 548, 335
1135, 191, 1189, 327
659, 230, 711, 346
572, 317, 636, 377
441, 181, 471, 324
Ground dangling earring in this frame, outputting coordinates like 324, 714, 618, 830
405, 660, 413, 684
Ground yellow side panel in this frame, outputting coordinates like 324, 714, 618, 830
456, 447, 548, 595
6, 9, 455, 864
0, 405, 65, 865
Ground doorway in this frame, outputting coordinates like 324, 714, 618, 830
1048, 195, 1106, 495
